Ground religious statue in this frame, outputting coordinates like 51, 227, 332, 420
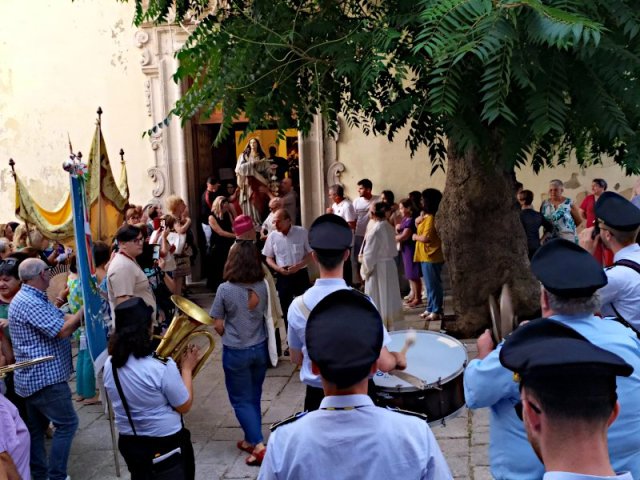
235, 138, 273, 228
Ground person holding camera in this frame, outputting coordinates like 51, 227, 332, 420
103, 297, 199, 480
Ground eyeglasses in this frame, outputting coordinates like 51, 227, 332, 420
514, 400, 542, 421
130, 237, 144, 244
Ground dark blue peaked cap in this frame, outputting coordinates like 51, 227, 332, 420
306, 289, 383, 388
114, 297, 153, 333
531, 238, 607, 298
595, 191, 640, 232
309, 214, 353, 252
500, 318, 633, 382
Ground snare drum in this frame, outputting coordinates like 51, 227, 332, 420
373, 330, 467, 425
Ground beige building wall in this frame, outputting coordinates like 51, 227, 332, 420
0, 0, 153, 223
338, 123, 637, 210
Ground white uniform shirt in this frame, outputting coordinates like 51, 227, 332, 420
287, 278, 391, 388
598, 243, 640, 329
103, 355, 189, 437
258, 394, 453, 480
262, 226, 311, 267
330, 198, 356, 223
352, 195, 379, 237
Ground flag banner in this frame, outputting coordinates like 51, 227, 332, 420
69, 166, 108, 362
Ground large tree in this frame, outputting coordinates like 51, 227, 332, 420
127, 0, 640, 335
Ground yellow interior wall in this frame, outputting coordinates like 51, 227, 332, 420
234, 129, 296, 159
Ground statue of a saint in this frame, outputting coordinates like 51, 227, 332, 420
235, 138, 273, 228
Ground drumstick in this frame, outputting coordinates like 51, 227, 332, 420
400, 329, 417, 356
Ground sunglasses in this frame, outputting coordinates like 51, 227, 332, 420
0, 258, 19, 275
514, 400, 542, 421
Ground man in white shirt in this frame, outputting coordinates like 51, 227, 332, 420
327, 184, 357, 229
260, 197, 282, 241
262, 209, 312, 356
327, 184, 356, 286
351, 178, 379, 286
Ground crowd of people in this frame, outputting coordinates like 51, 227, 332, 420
1, 137, 640, 479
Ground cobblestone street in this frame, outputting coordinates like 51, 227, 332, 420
66, 296, 490, 480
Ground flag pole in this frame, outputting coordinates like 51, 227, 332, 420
8, 158, 35, 246
97, 106, 104, 241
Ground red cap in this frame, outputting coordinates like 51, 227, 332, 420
232, 215, 254, 236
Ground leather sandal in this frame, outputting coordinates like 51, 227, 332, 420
246, 447, 267, 466
236, 440, 254, 454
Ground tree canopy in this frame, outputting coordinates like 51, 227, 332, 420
129, 0, 640, 175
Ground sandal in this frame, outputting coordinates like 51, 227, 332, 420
419, 312, 431, 319
246, 447, 267, 466
236, 440, 254, 454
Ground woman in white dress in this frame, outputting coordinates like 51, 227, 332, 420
360, 202, 404, 329
235, 138, 273, 228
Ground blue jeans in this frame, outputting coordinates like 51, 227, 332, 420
222, 341, 268, 445
421, 261, 444, 315
25, 382, 79, 480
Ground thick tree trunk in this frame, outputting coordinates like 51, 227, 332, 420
437, 145, 539, 337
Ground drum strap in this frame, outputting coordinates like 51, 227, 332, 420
293, 295, 311, 319
388, 369, 428, 390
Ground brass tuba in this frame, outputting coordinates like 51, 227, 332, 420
156, 295, 216, 377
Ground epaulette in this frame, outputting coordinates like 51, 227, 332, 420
386, 406, 429, 422
269, 411, 308, 432
152, 352, 170, 364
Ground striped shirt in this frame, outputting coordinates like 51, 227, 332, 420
8, 285, 72, 397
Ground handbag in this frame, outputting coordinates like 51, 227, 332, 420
112, 364, 189, 479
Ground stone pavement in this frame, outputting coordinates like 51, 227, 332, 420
66, 297, 491, 480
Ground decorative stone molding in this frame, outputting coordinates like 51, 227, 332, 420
324, 117, 344, 188
133, 30, 149, 48
140, 49, 152, 67
147, 167, 166, 197
326, 161, 345, 188
135, 24, 192, 203
144, 80, 152, 116
149, 130, 163, 151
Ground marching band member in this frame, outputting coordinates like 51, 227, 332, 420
103, 297, 199, 480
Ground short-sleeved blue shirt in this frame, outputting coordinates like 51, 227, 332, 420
103, 355, 189, 437
9, 284, 71, 397
287, 278, 391, 389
